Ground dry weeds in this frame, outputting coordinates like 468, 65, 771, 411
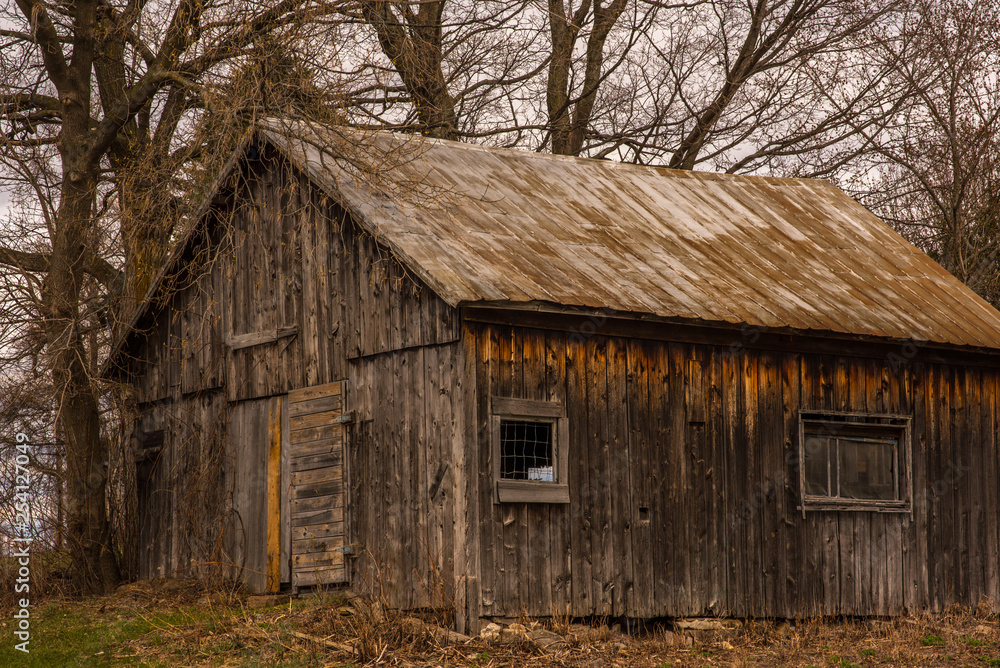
3, 579, 998, 667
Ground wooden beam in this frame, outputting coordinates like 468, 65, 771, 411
288, 394, 342, 418
266, 396, 283, 593
280, 395, 291, 585
491, 396, 564, 417
496, 480, 570, 504
288, 380, 342, 403
228, 326, 299, 351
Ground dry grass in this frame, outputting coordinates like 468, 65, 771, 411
0, 580, 997, 667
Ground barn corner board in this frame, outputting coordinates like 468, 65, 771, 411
112, 120, 1000, 632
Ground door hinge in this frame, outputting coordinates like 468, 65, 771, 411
333, 411, 354, 425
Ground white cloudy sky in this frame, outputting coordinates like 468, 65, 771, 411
0, 188, 11, 225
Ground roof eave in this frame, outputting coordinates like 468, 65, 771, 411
460, 300, 1000, 361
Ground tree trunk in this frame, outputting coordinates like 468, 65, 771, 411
546, 0, 626, 156
362, 1, 459, 140
44, 170, 121, 595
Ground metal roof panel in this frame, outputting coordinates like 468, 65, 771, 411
262, 121, 1000, 350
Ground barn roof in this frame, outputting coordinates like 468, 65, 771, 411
257, 121, 1000, 350
108, 119, 1000, 373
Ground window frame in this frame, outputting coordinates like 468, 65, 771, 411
798, 410, 912, 516
491, 397, 569, 504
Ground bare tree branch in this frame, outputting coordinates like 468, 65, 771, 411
0, 246, 121, 288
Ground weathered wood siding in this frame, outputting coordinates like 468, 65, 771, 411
470, 320, 1000, 619
128, 148, 460, 406
134, 392, 235, 582
128, 148, 462, 593
347, 341, 467, 611
226, 398, 272, 592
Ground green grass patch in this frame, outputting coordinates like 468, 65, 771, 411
963, 636, 992, 647
0, 603, 157, 667
0, 600, 270, 667
920, 634, 946, 646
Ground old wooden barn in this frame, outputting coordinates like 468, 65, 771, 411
108, 121, 1000, 630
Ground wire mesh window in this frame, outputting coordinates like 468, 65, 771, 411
499, 419, 554, 481
804, 434, 898, 501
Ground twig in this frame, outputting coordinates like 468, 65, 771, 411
289, 630, 356, 654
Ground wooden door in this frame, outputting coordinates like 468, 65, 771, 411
288, 381, 348, 586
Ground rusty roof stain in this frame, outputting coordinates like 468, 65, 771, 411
258, 121, 1000, 350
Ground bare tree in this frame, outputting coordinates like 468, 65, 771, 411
844, 0, 1000, 305
334, 1, 552, 143
0, 0, 350, 594
351, 1, 460, 138
340, 0, 913, 172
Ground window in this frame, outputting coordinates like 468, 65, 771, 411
798, 411, 911, 514
500, 420, 554, 480
492, 397, 569, 503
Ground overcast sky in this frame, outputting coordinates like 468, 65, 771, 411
0, 188, 10, 222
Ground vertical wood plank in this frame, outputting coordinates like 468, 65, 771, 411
626, 339, 653, 617
385, 350, 404, 601
721, 348, 741, 615
497, 327, 519, 614
707, 348, 726, 616
522, 329, 553, 616
742, 352, 764, 615
836, 357, 855, 616
926, 363, 943, 611
668, 342, 692, 614
267, 396, 282, 592
545, 330, 571, 617
819, 356, 840, 615
758, 351, 783, 617
326, 205, 346, 380
309, 183, 329, 386
280, 395, 291, 584
301, 177, 321, 387
908, 362, 928, 611
456, 323, 480, 632
474, 326, 495, 616
799, 355, 822, 615
780, 352, 801, 618
687, 347, 710, 615
510, 329, 531, 613
984, 370, 1000, 608
885, 360, 905, 614
566, 331, 593, 616
587, 336, 613, 615
954, 365, 971, 605
422, 345, 443, 607
941, 365, 958, 609
403, 348, 422, 607
607, 337, 632, 616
